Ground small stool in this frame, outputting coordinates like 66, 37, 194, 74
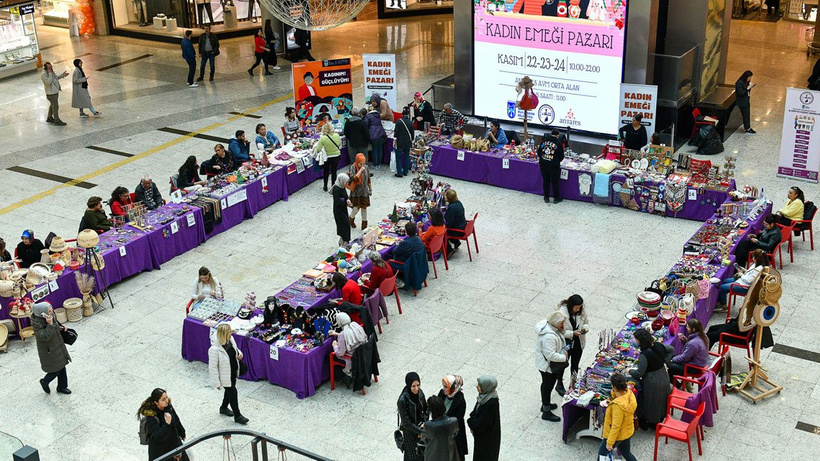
10, 311, 33, 344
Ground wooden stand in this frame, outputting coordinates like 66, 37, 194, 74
737, 324, 782, 403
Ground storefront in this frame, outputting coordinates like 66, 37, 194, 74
377, 0, 452, 18
785, 0, 817, 22
104, 0, 262, 41
0, 0, 40, 80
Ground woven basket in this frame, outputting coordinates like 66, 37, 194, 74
64, 298, 83, 322
54, 308, 68, 324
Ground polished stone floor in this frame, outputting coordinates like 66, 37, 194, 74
0, 13, 819, 461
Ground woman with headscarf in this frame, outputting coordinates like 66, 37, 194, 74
71, 59, 100, 117
347, 153, 372, 230
397, 372, 428, 461
331, 173, 352, 245
32, 302, 72, 394
467, 375, 501, 461
629, 328, 673, 430
329, 312, 367, 378
437, 375, 468, 460
413, 92, 436, 129
360, 252, 393, 295
735, 70, 756, 133
534, 311, 567, 422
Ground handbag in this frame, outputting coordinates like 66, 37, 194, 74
393, 412, 404, 451
60, 328, 78, 345
549, 360, 568, 374
238, 357, 248, 376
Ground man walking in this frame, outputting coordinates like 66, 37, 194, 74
197, 25, 219, 82
41, 62, 69, 126
181, 30, 198, 88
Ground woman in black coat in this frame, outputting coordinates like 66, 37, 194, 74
137, 388, 189, 461
398, 372, 428, 461
331, 173, 352, 245
437, 375, 468, 460
177, 155, 205, 190
735, 70, 755, 133
467, 375, 501, 461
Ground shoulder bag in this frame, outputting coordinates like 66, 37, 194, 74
393, 411, 404, 451
56, 319, 78, 345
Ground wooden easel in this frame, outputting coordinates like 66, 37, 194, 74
737, 324, 782, 403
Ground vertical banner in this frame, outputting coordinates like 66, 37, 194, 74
362, 54, 397, 111
778, 88, 820, 183
292, 58, 354, 125
619, 84, 658, 136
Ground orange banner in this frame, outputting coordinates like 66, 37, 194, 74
292, 58, 354, 125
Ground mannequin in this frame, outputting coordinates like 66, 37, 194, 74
195, 0, 214, 26
246, 0, 260, 21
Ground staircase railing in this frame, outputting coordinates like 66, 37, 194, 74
153, 428, 333, 461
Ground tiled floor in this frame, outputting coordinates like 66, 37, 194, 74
0, 12, 819, 461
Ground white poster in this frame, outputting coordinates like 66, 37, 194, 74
363, 54, 397, 112
778, 88, 820, 183
619, 83, 658, 136
473, 0, 628, 135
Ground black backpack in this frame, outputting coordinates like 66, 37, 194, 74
138, 416, 157, 445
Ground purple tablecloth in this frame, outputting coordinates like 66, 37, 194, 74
430, 145, 735, 221
181, 317, 333, 399
145, 204, 207, 266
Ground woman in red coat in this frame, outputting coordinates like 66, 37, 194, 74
361, 252, 393, 295
109, 186, 132, 217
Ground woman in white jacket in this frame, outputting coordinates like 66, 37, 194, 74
556, 294, 589, 397
208, 323, 249, 425
71, 59, 100, 117
534, 311, 567, 422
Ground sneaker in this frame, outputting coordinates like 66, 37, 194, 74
40, 378, 50, 394
220, 406, 234, 417
746, 128, 756, 134
79, 112, 89, 117
92, 111, 101, 116
189, 83, 199, 88
394, 174, 403, 178
272, 66, 281, 70
234, 415, 249, 425
396, 278, 405, 289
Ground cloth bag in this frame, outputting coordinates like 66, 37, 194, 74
389, 150, 397, 173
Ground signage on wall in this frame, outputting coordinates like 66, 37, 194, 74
777, 88, 820, 183
363, 54, 397, 112
618, 83, 658, 136
472, 0, 628, 135
19, 2, 34, 14
292, 58, 354, 125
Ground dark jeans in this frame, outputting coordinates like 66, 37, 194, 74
370, 137, 386, 167
322, 156, 340, 188
567, 340, 583, 375
396, 147, 410, 176
294, 44, 315, 62
598, 436, 637, 461
249, 52, 269, 73
221, 384, 240, 416
774, 214, 793, 227
197, 2, 213, 24
43, 367, 68, 389
739, 106, 751, 130
734, 239, 764, 266
185, 59, 196, 84
539, 161, 560, 200
199, 51, 215, 79
539, 370, 558, 407
668, 362, 685, 384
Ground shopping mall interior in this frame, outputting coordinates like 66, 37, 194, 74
1, 0, 820, 460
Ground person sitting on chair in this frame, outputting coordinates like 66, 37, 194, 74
717, 249, 769, 311
774, 186, 805, 226
83, 196, 111, 232
329, 312, 367, 382
135, 175, 163, 211
667, 319, 709, 384
15, 230, 44, 268
332, 272, 362, 305
109, 186, 132, 217
389, 222, 426, 286
732, 214, 781, 267
360, 252, 393, 295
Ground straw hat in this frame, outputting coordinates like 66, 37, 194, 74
0, 280, 13, 298
77, 229, 100, 249
49, 236, 68, 253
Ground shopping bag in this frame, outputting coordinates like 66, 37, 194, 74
389, 150, 397, 173
598, 452, 613, 461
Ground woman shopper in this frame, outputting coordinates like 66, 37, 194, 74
348, 153, 372, 229
774, 186, 805, 226
192, 266, 224, 301
534, 311, 567, 422
315, 122, 343, 191
668, 318, 710, 384
263, 19, 281, 70
397, 371, 428, 461
467, 375, 501, 461
137, 388, 190, 461
735, 70, 756, 133
33, 302, 71, 395
71, 59, 100, 117
395, 107, 415, 177
331, 173, 352, 245
437, 375, 468, 460
629, 329, 673, 430
208, 323, 249, 424
109, 186, 132, 217
598, 373, 638, 461
556, 294, 589, 396
248, 29, 272, 76
364, 101, 387, 167
41, 61, 69, 125
421, 396, 459, 461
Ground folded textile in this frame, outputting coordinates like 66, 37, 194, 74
593, 173, 611, 203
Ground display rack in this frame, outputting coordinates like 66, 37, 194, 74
41, 0, 75, 27
0, 1, 40, 80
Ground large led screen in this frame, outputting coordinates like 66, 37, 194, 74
473, 0, 628, 135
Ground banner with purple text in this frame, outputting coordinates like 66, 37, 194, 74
778, 88, 820, 183
473, 0, 628, 135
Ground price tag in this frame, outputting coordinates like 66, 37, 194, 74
49, 280, 59, 292
119, 246, 127, 257
186, 214, 195, 227
261, 177, 268, 188
220, 198, 228, 209
31, 285, 50, 302
269, 345, 279, 361
502, 158, 510, 169
560, 169, 568, 180
688, 189, 697, 201
171, 222, 179, 234
457, 150, 465, 161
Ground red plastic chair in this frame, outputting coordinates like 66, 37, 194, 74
792, 201, 816, 250
388, 259, 427, 297
185, 299, 194, 314
718, 329, 754, 370
690, 108, 717, 139
379, 272, 402, 315
726, 283, 747, 323
426, 233, 449, 279
654, 402, 706, 461
776, 223, 795, 267
667, 375, 699, 412
684, 352, 728, 397
329, 350, 378, 395
447, 213, 479, 262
